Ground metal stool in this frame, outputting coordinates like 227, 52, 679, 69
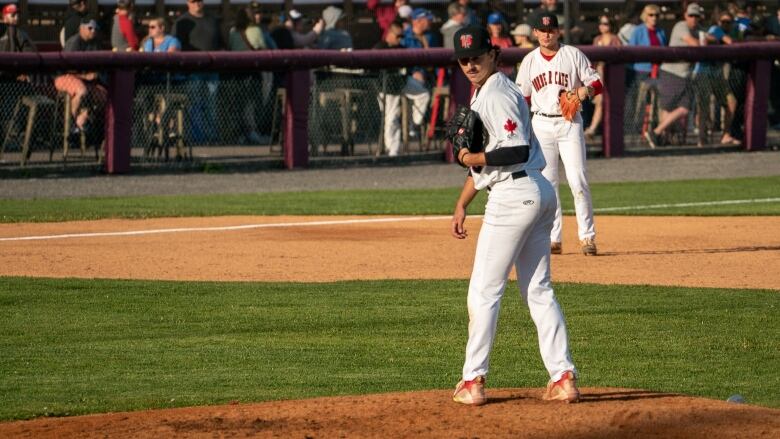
1, 95, 57, 166
150, 93, 188, 160
335, 88, 366, 156
58, 91, 88, 162
269, 88, 285, 154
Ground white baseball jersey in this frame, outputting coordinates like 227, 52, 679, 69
469, 72, 545, 191
516, 44, 599, 244
516, 45, 600, 115
459, 71, 577, 386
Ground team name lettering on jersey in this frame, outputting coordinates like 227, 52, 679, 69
530, 71, 570, 92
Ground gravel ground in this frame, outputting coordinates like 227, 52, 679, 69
2, 151, 779, 200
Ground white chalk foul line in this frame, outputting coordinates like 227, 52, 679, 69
560, 197, 780, 214
0, 216, 453, 242
1, 197, 778, 242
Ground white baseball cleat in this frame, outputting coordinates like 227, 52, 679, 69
543, 370, 580, 403
580, 238, 597, 256
453, 376, 486, 406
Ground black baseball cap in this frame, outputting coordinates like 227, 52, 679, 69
534, 12, 559, 31
453, 26, 493, 60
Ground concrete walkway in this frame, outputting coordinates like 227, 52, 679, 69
1, 150, 779, 199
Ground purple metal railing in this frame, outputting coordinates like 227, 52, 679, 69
1, 43, 779, 173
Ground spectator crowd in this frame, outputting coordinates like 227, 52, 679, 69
2, 0, 780, 157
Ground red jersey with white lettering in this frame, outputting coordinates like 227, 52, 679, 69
515, 45, 600, 115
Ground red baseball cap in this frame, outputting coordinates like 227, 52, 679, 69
2, 4, 18, 16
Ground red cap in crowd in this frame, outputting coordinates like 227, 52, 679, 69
3, 4, 18, 16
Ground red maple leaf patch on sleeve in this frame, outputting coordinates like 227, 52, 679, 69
504, 119, 517, 134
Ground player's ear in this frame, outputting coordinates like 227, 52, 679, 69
490, 47, 501, 64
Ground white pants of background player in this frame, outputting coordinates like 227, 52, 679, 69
377, 76, 431, 156
462, 170, 577, 383
531, 113, 595, 244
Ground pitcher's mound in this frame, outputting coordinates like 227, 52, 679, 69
2, 388, 779, 438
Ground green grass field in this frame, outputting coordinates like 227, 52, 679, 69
0, 277, 778, 421
1, 176, 779, 222
1, 175, 778, 421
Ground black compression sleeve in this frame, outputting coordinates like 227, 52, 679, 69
484, 145, 530, 166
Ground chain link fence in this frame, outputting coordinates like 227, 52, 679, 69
0, 73, 104, 167
0, 66, 450, 169
1, 59, 778, 171
132, 70, 285, 163
601, 61, 750, 151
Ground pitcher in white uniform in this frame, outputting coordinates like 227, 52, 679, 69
516, 12, 603, 256
448, 26, 579, 406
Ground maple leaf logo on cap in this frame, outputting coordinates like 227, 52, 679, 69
504, 119, 518, 136
460, 34, 473, 49
542, 16, 551, 27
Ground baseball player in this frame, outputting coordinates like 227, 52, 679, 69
447, 26, 579, 406
516, 12, 603, 256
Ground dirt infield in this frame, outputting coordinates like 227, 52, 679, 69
1, 214, 779, 437
1, 388, 779, 438
1, 215, 778, 289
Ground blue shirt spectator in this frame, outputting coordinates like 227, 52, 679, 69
628, 5, 667, 74
401, 8, 438, 80
143, 35, 181, 53
401, 9, 437, 49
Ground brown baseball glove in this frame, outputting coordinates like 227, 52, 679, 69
558, 90, 581, 122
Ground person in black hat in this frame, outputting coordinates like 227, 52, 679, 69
449, 26, 580, 406
63, 0, 89, 43
56, 16, 107, 151
515, 11, 602, 257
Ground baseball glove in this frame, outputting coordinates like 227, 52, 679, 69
558, 90, 581, 122
445, 106, 487, 167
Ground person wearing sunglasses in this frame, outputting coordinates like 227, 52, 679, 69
626, 4, 669, 132
63, 0, 89, 43
56, 17, 107, 151
111, 0, 138, 51
449, 25, 579, 406
692, 12, 739, 146
646, 3, 707, 149
142, 17, 180, 53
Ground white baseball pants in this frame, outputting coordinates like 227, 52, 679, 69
531, 114, 595, 243
462, 171, 577, 383
377, 77, 431, 157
